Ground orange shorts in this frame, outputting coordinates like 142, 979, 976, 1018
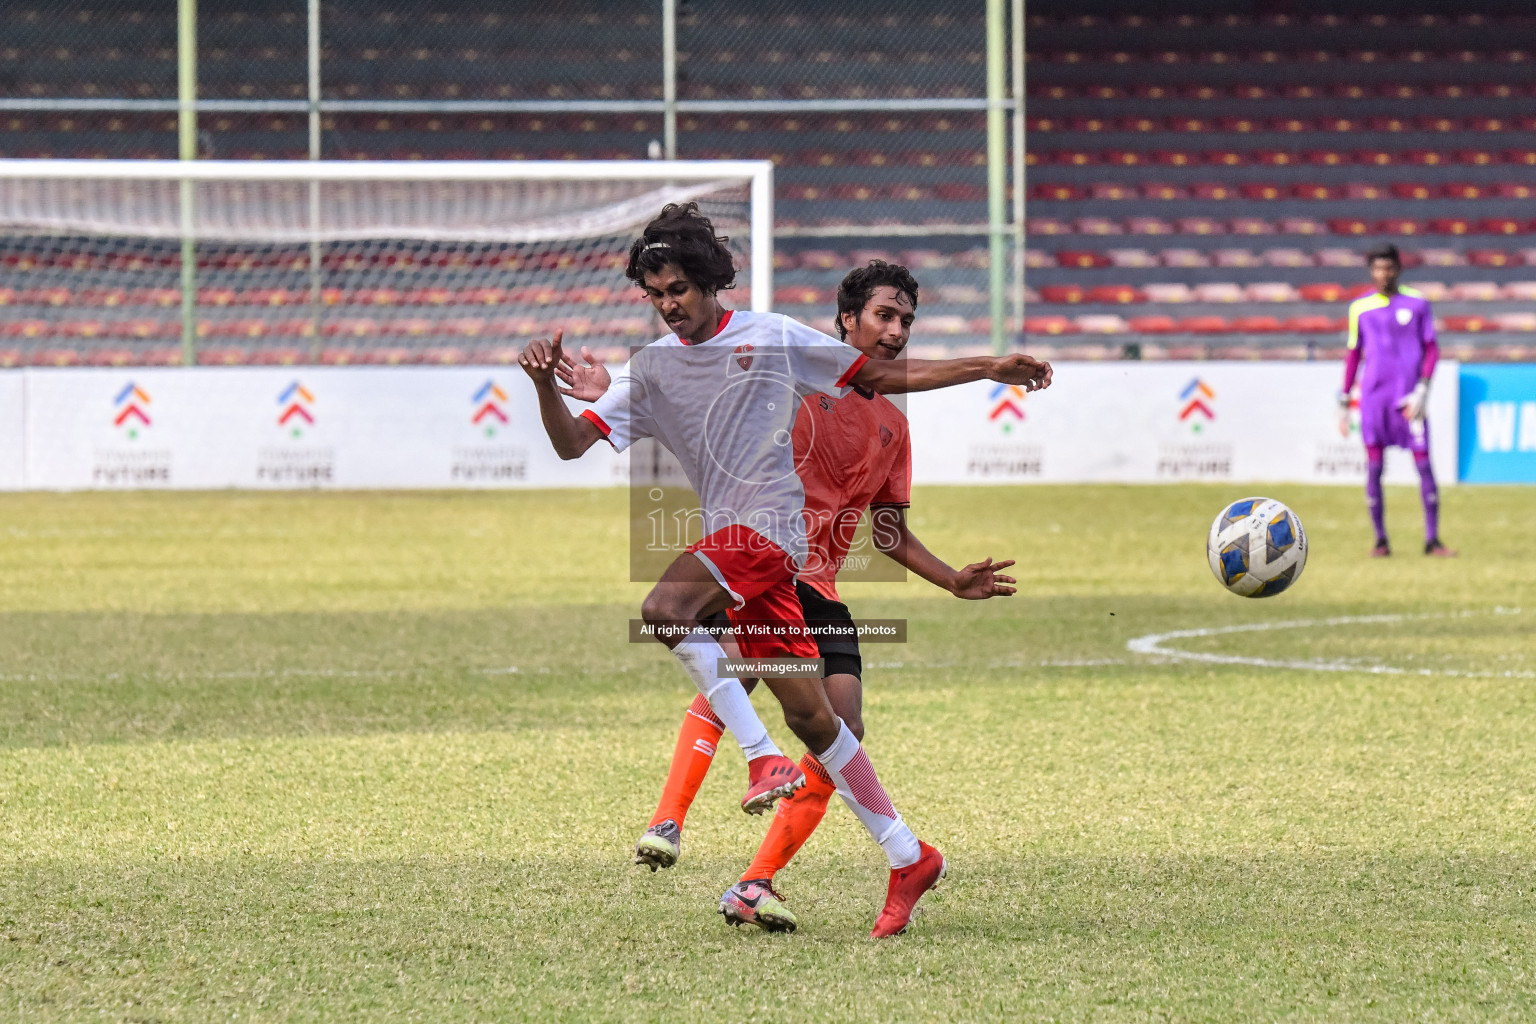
687, 525, 819, 660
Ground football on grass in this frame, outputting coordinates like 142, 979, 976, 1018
1207, 497, 1308, 598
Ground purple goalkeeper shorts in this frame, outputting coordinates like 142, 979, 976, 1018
1360, 397, 1429, 453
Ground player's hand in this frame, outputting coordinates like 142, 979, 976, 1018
1397, 380, 1429, 422
950, 557, 1017, 600
518, 329, 564, 386
554, 345, 612, 402
1337, 390, 1354, 437
990, 353, 1052, 391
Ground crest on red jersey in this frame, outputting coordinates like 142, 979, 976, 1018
734, 343, 754, 370
879, 425, 894, 447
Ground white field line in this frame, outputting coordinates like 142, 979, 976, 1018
1126, 608, 1533, 678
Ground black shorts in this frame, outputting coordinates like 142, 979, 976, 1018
702, 581, 862, 680
795, 580, 862, 680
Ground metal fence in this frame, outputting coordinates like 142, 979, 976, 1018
0, 1, 1027, 359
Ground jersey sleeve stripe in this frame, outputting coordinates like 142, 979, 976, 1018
834, 353, 870, 389
580, 408, 612, 436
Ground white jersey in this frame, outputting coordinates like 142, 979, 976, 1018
581, 310, 869, 565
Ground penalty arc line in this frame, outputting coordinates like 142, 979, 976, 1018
1126, 609, 1533, 678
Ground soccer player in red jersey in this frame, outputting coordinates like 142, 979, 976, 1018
521, 204, 1050, 936
622, 261, 1019, 936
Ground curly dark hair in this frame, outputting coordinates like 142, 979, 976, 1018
624, 202, 737, 295
1366, 243, 1402, 266
835, 260, 920, 339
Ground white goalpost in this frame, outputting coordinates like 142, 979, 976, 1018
0, 160, 773, 366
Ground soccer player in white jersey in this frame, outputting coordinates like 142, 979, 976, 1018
519, 203, 1051, 936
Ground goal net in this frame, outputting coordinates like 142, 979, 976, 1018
0, 160, 772, 367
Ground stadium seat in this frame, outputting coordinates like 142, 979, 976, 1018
1230, 218, 1275, 235
1213, 249, 1262, 268
1262, 248, 1314, 267
1496, 313, 1536, 332
1246, 283, 1302, 302
1419, 249, 1467, 266
1281, 218, 1329, 235
1428, 218, 1475, 235
1506, 281, 1536, 301
1232, 316, 1283, 333
1482, 218, 1527, 235
1127, 217, 1175, 235
1141, 183, 1187, 200
1025, 218, 1072, 235
1143, 283, 1195, 303
1442, 315, 1494, 332
1495, 183, 1536, 199
1055, 251, 1111, 269
1074, 217, 1122, 235
1189, 183, 1234, 201
1106, 248, 1158, 267
1040, 285, 1087, 304
1090, 183, 1135, 201
1284, 315, 1345, 332
1193, 283, 1245, 303
1176, 217, 1225, 235
1076, 314, 1130, 334
1317, 248, 1363, 267
1129, 315, 1177, 333
1375, 218, 1425, 236
1161, 248, 1211, 267
1451, 282, 1503, 300
1467, 251, 1518, 268
1022, 316, 1078, 335
1240, 183, 1285, 201
1179, 316, 1231, 334
1086, 285, 1144, 304
1298, 283, 1347, 302
1024, 250, 1053, 268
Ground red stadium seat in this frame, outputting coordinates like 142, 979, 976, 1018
1141, 182, 1187, 200
1344, 183, 1386, 200
1329, 218, 1371, 235
1301, 150, 1348, 166
1023, 316, 1078, 335
1262, 248, 1314, 267
1428, 218, 1475, 235
1190, 182, 1235, 200
1106, 248, 1158, 267
30, 348, 82, 367
1284, 315, 1345, 332
1390, 182, 1433, 200
1150, 150, 1197, 167
1213, 249, 1262, 268
1090, 183, 1135, 200
1354, 150, 1395, 166
1481, 218, 1526, 236
1179, 316, 1231, 334
1504, 150, 1536, 166
1404, 150, 1447, 166
1176, 217, 1225, 235
1376, 218, 1426, 235
1194, 283, 1246, 302
1161, 249, 1211, 267
1467, 251, 1517, 269
1441, 183, 1486, 199
1232, 316, 1283, 333
1240, 183, 1285, 201
1103, 150, 1146, 167
1442, 315, 1494, 332
1455, 150, 1497, 166
1204, 149, 1247, 166
1299, 283, 1347, 302
1128, 315, 1176, 334
1055, 251, 1111, 269
1494, 183, 1536, 199
1143, 284, 1195, 303
1040, 285, 1088, 303
1087, 285, 1144, 304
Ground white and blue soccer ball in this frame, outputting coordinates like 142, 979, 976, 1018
1206, 497, 1308, 598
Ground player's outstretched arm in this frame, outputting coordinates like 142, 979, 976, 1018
853, 352, 1052, 395
519, 330, 605, 460
870, 506, 1017, 599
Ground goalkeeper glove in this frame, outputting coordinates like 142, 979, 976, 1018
1397, 380, 1429, 422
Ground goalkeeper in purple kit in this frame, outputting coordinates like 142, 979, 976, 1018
1340, 244, 1455, 558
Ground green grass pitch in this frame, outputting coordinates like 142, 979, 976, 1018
1, 483, 1533, 1022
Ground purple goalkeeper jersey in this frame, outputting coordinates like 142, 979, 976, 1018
1344, 287, 1437, 403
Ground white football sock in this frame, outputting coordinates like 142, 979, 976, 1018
671, 628, 780, 762
817, 720, 921, 869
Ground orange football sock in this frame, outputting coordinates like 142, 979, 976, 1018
649, 695, 725, 829
741, 753, 837, 882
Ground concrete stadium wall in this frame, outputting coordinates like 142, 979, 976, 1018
0, 362, 1462, 491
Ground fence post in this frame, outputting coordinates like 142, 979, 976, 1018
986, 0, 1007, 355
178, 0, 197, 366
308, 0, 323, 362
1012, 0, 1025, 346
662, 0, 677, 160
